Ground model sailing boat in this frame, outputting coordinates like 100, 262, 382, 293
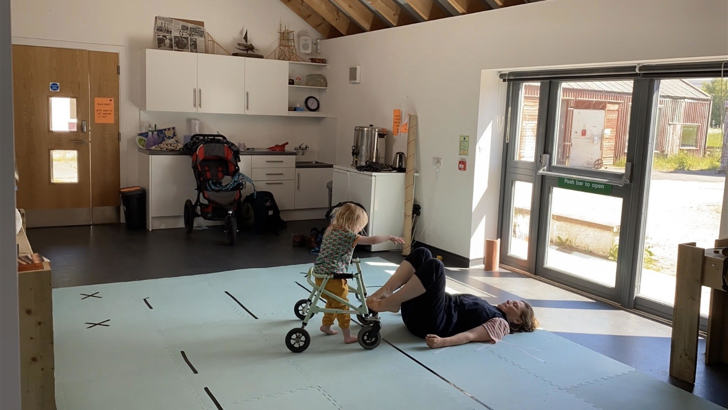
233, 29, 263, 58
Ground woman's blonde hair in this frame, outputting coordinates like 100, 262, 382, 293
510, 300, 538, 333
331, 203, 368, 233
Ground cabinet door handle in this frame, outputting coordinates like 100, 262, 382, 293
297, 173, 300, 190
266, 172, 284, 176
198, 88, 202, 109
245, 91, 249, 110
265, 182, 283, 185
266, 160, 284, 163
193, 88, 196, 107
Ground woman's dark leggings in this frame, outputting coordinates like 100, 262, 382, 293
400, 247, 448, 337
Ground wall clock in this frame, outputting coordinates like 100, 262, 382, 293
305, 96, 320, 112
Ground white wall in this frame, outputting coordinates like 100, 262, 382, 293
321, 0, 728, 261
1, 0, 21, 406
10, 0, 328, 188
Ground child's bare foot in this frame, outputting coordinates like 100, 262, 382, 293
320, 325, 338, 335
342, 328, 358, 344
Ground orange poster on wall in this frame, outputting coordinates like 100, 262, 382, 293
392, 109, 401, 136
94, 97, 114, 124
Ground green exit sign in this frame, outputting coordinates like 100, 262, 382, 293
558, 177, 613, 195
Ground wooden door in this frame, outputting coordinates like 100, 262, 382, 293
13, 45, 119, 227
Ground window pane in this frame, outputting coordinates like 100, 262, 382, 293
49, 97, 77, 132
514, 82, 540, 162
638, 77, 722, 316
50, 150, 78, 183
545, 187, 622, 288
553, 81, 633, 173
508, 181, 532, 259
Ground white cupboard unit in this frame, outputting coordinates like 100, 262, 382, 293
139, 152, 252, 230
245, 58, 288, 115
251, 155, 295, 210
332, 166, 405, 251
287, 61, 330, 117
146, 49, 245, 114
295, 168, 332, 209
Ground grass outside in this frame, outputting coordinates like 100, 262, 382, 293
652, 128, 724, 172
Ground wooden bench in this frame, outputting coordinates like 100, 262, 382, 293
669, 239, 728, 385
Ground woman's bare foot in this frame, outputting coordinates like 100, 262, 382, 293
320, 325, 338, 335
342, 328, 358, 344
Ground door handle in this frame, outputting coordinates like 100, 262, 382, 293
297, 173, 300, 190
246, 92, 249, 110
198, 88, 202, 109
265, 182, 283, 185
265, 173, 284, 176
70, 138, 86, 145
81, 120, 88, 133
193, 88, 196, 108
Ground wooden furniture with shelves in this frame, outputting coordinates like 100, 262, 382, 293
145, 49, 288, 115
16, 225, 56, 410
670, 239, 728, 385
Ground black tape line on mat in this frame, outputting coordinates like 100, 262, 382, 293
143, 297, 153, 310
224, 291, 258, 319
295, 281, 311, 293
383, 340, 494, 410
204, 386, 223, 410
180, 350, 198, 374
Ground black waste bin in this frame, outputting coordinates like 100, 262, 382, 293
120, 186, 146, 230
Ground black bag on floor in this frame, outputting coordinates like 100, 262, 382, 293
244, 191, 286, 234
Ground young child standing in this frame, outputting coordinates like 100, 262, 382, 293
313, 203, 405, 343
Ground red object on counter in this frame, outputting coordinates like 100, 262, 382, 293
267, 142, 289, 152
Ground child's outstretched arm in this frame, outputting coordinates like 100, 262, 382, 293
357, 235, 405, 245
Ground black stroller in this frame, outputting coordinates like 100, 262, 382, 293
182, 134, 254, 245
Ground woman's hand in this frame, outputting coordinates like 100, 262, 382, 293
389, 235, 405, 244
425, 334, 448, 348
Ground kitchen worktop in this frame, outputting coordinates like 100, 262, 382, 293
295, 161, 332, 168
137, 147, 297, 156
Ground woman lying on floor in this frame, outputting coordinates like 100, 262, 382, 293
366, 247, 538, 348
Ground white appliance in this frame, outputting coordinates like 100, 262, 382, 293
332, 165, 405, 251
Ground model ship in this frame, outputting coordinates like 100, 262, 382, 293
233, 30, 263, 58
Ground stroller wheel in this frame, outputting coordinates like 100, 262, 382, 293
225, 214, 237, 245
294, 299, 311, 320
357, 312, 379, 325
285, 328, 310, 353
358, 325, 381, 350
184, 200, 194, 233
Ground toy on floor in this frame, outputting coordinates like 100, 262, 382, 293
285, 257, 381, 352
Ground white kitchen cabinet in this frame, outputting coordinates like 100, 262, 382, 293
332, 166, 405, 251
250, 155, 295, 210
245, 58, 288, 115
295, 168, 332, 209
146, 49, 287, 115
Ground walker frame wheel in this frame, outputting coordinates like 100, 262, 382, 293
183, 199, 195, 233
285, 328, 311, 353
358, 325, 381, 350
356, 312, 379, 324
224, 213, 237, 245
294, 299, 311, 320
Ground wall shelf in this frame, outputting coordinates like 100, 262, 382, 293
286, 111, 334, 118
289, 61, 328, 67
289, 85, 327, 90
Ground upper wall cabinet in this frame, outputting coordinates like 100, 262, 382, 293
244, 58, 288, 115
145, 49, 288, 115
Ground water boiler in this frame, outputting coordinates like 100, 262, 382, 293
352, 125, 388, 167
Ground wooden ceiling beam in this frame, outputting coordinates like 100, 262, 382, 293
439, 0, 487, 14
399, 0, 450, 21
494, 0, 526, 6
362, 0, 417, 26
300, 0, 364, 36
280, 0, 342, 38
329, 0, 389, 31
483, 0, 500, 8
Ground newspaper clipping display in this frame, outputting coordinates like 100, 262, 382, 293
154, 16, 205, 53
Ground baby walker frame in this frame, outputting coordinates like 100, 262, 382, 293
285, 258, 381, 353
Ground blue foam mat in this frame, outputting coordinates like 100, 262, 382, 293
53, 258, 721, 409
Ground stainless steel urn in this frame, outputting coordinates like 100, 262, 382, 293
352, 125, 388, 167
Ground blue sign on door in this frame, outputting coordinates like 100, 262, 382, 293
49, 82, 60, 92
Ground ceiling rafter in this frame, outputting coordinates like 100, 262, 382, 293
329, 0, 390, 32
398, 0, 450, 21
300, 0, 364, 36
280, 0, 342, 38
439, 0, 487, 15
362, 0, 417, 27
